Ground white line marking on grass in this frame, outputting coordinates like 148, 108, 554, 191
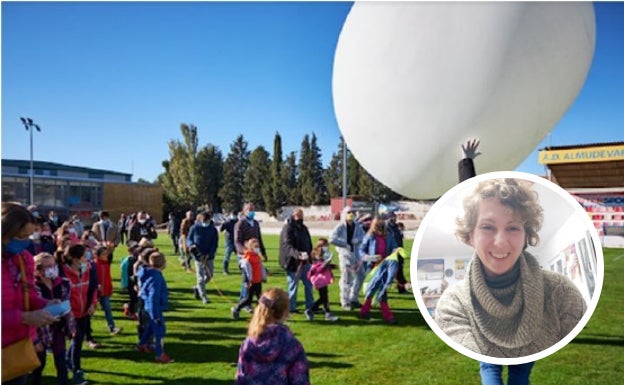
614, 254, 624, 262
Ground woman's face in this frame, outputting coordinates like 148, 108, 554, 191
469, 198, 526, 277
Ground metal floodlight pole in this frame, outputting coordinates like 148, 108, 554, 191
20, 117, 41, 206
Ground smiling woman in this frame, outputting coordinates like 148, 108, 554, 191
411, 173, 604, 364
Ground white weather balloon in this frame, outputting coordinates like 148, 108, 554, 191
332, 2, 595, 199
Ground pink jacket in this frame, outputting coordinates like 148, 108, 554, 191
2, 250, 48, 348
307, 261, 334, 290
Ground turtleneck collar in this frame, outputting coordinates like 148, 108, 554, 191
483, 259, 521, 289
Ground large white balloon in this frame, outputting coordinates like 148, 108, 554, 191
332, 2, 595, 199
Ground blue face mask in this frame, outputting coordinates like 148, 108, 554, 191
5, 238, 31, 254
247, 211, 255, 220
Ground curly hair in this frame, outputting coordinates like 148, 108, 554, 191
455, 178, 543, 249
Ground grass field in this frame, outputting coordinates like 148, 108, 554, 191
38, 232, 623, 385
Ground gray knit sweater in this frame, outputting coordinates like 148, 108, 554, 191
434, 252, 587, 358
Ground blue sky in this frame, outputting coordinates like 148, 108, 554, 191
2, 1, 623, 185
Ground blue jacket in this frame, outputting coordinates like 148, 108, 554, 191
359, 233, 398, 261
187, 221, 219, 259
137, 266, 168, 320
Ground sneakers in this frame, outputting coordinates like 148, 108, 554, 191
304, 308, 314, 321
222, 270, 230, 275
134, 344, 153, 353
231, 307, 240, 320
86, 340, 100, 349
242, 305, 253, 313
325, 312, 339, 322
109, 327, 122, 335
73, 369, 88, 385
155, 353, 174, 363
341, 304, 352, 311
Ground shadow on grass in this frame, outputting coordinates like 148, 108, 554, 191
86, 368, 235, 385
84, 340, 240, 364
571, 334, 624, 347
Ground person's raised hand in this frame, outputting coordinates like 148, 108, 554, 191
461, 139, 482, 159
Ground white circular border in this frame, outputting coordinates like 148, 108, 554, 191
410, 171, 605, 365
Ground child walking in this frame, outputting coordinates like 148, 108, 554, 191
235, 288, 310, 385
305, 238, 339, 322
94, 245, 122, 335
120, 241, 140, 320
136, 251, 173, 363
231, 238, 265, 320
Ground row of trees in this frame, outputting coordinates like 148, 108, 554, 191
158, 124, 403, 216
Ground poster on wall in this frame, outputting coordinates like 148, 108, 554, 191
417, 259, 445, 281
454, 258, 470, 280
577, 237, 596, 299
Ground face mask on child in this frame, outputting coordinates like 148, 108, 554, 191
44, 265, 59, 279
254, 247, 261, 255
79, 262, 89, 274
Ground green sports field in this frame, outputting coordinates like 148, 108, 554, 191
38, 233, 623, 384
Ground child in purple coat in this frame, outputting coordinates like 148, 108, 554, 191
305, 238, 339, 322
236, 288, 310, 385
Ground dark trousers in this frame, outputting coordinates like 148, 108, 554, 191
31, 347, 69, 385
235, 283, 262, 311
396, 255, 408, 293
311, 286, 330, 312
67, 316, 89, 373
128, 284, 138, 314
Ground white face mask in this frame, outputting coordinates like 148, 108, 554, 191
30, 232, 41, 241
44, 265, 59, 279
68, 228, 77, 235
253, 247, 261, 255
79, 262, 89, 274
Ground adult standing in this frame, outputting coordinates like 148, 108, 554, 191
456, 139, 537, 385
90, 211, 120, 260
186, 211, 219, 304
234, 203, 267, 306
127, 211, 158, 243
279, 208, 314, 313
220, 211, 238, 275
46, 210, 60, 233
2, 202, 57, 385
385, 211, 409, 294
179, 211, 195, 271
329, 206, 366, 310
117, 214, 127, 246
167, 213, 180, 255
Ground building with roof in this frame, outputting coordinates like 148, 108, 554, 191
2, 159, 162, 224
539, 141, 624, 244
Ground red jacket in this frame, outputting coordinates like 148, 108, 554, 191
62, 264, 97, 319
95, 259, 113, 297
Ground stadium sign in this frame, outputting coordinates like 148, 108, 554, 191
539, 144, 624, 164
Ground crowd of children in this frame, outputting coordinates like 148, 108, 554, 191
15, 206, 408, 385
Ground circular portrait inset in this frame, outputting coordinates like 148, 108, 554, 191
410, 171, 603, 365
